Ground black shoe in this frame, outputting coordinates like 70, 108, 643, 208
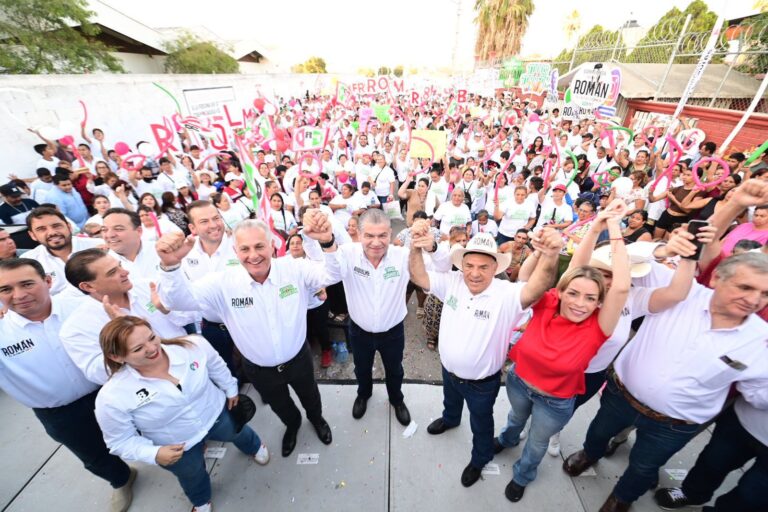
504, 480, 525, 502
312, 418, 332, 445
281, 427, 298, 457
493, 437, 506, 454
461, 463, 483, 487
654, 487, 702, 510
393, 402, 411, 426
352, 396, 368, 419
427, 418, 457, 435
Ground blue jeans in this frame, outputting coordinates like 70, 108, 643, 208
582, 376, 701, 503
682, 405, 767, 512
34, 390, 131, 489
349, 320, 405, 405
163, 405, 262, 507
441, 366, 501, 468
498, 366, 575, 486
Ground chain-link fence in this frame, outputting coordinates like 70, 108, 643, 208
485, 14, 768, 113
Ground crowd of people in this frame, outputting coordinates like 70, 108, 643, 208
0, 88, 767, 512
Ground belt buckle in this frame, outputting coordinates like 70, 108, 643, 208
218, 324, 227, 331
277, 363, 286, 373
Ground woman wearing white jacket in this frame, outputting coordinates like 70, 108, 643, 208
95, 316, 268, 512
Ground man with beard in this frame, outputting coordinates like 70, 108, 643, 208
24, 207, 102, 296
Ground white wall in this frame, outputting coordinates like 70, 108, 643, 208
0, 73, 355, 182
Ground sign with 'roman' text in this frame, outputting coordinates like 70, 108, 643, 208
566, 63, 622, 111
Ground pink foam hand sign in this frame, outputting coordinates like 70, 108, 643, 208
691, 157, 731, 191
677, 128, 706, 152
649, 135, 685, 198
120, 153, 147, 173
150, 117, 180, 157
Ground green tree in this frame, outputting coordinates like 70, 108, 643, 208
625, 0, 721, 64
393, 65, 404, 77
474, 0, 535, 62
164, 33, 239, 74
0, 0, 123, 74
377, 66, 391, 75
357, 67, 376, 77
293, 56, 327, 73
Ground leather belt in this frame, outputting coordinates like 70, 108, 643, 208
448, 370, 500, 385
250, 348, 303, 373
610, 371, 696, 426
202, 319, 228, 331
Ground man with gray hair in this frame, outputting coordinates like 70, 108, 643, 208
303, 208, 413, 426
563, 180, 768, 512
154, 219, 335, 458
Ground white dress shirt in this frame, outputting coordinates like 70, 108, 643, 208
734, 395, 768, 446
323, 244, 410, 333
615, 283, 768, 424
95, 336, 238, 465
428, 271, 528, 380
181, 234, 240, 282
158, 258, 333, 366
0, 298, 97, 408
60, 280, 190, 384
24, 237, 103, 296
110, 243, 161, 281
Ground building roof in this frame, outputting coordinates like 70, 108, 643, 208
558, 62, 763, 99
87, 0, 167, 54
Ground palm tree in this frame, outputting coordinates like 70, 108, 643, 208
563, 9, 581, 45
474, 0, 535, 63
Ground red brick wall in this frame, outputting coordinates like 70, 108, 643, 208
624, 100, 768, 154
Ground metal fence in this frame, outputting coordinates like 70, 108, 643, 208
487, 13, 768, 113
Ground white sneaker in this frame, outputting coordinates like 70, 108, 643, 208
254, 443, 270, 465
192, 503, 212, 512
547, 432, 561, 457
110, 467, 137, 512
519, 425, 528, 440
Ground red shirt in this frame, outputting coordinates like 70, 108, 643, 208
509, 289, 609, 398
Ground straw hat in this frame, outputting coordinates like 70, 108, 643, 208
449, 232, 511, 274
588, 244, 652, 278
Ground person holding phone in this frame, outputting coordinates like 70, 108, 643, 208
95, 316, 269, 512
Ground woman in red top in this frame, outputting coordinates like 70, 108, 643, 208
494, 201, 632, 503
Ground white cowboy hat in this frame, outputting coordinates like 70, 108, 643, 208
589, 244, 652, 278
195, 169, 218, 181
449, 232, 511, 274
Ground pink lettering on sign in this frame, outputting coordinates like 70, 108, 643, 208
209, 124, 229, 151
222, 104, 243, 129
150, 119, 178, 156
411, 91, 420, 105
457, 90, 467, 103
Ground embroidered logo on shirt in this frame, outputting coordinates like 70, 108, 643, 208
474, 309, 491, 320
279, 285, 298, 299
445, 295, 458, 311
1, 338, 35, 357
186, 258, 199, 266
134, 388, 158, 407
383, 266, 400, 280
353, 266, 370, 278
145, 301, 158, 313
231, 297, 254, 308
190, 361, 199, 371
226, 259, 240, 266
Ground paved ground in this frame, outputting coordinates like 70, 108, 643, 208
1, 384, 743, 512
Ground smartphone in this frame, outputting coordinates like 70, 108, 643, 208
683, 219, 709, 260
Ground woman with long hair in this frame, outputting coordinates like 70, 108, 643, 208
211, 192, 249, 229
161, 191, 189, 234
269, 193, 298, 238
95, 316, 268, 512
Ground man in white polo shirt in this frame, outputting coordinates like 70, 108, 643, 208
408, 227, 563, 488
60, 248, 190, 384
182, 201, 242, 377
102, 208, 162, 280
0, 258, 136, 512
154, 220, 335, 458
302, 208, 413, 426
563, 252, 768, 512
24, 207, 102, 297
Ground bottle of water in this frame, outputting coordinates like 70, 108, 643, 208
335, 341, 349, 363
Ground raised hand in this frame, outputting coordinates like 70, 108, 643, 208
149, 282, 170, 314
530, 227, 564, 256
102, 295, 126, 320
732, 180, 768, 207
156, 232, 196, 267
301, 209, 333, 242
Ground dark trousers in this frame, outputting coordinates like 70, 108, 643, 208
682, 406, 768, 512
326, 282, 348, 316
33, 390, 131, 489
349, 320, 405, 405
201, 319, 241, 381
306, 302, 332, 351
574, 368, 609, 410
241, 343, 323, 430
441, 366, 501, 468
582, 377, 701, 503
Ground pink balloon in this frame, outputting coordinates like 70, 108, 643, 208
59, 135, 74, 146
691, 157, 731, 191
253, 98, 266, 112
529, 113, 540, 123
114, 142, 131, 156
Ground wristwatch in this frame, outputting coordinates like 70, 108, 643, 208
160, 263, 182, 272
319, 234, 336, 249
428, 240, 438, 253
